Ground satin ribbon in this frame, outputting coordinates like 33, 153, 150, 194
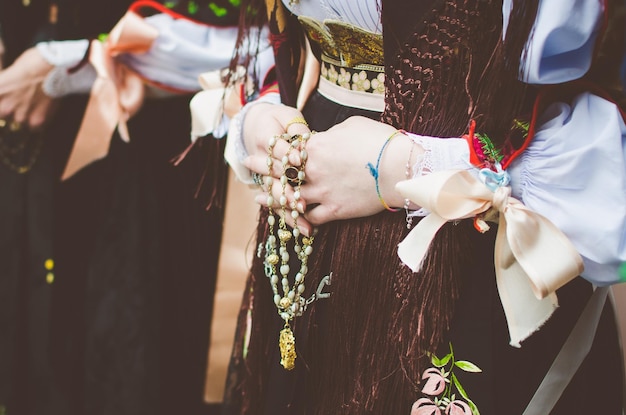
61, 11, 158, 180
189, 66, 249, 142
396, 170, 584, 347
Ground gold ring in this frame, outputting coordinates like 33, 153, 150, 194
284, 166, 299, 185
285, 116, 308, 130
252, 172, 264, 187
9, 121, 22, 132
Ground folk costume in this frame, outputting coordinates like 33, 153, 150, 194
0, 1, 240, 413
222, 0, 626, 414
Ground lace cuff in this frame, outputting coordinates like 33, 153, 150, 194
405, 133, 471, 217
407, 134, 470, 175
224, 92, 282, 184
36, 40, 97, 98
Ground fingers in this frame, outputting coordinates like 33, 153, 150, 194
303, 204, 337, 227
245, 130, 311, 178
284, 115, 311, 137
28, 95, 55, 130
254, 191, 312, 236
253, 177, 307, 215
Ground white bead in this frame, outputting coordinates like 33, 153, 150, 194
294, 245, 301, 253
266, 177, 273, 186
288, 291, 295, 300
269, 136, 276, 146
282, 277, 289, 286
267, 195, 274, 206
301, 265, 308, 274
295, 273, 303, 283
301, 132, 310, 140
279, 195, 287, 206
280, 264, 290, 275
293, 190, 301, 200
279, 246, 287, 255
271, 275, 279, 284
281, 252, 290, 262
305, 245, 313, 255
291, 210, 299, 219
269, 235, 276, 245
297, 284, 305, 294
274, 294, 281, 305
268, 215, 275, 226
291, 303, 300, 313
298, 170, 305, 181
282, 155, 289, 165
292, 228, 300, 238
266, 156, 273, 166
281, 175, 288, 185
300, 149, 308, 161
280, 312, 291, 321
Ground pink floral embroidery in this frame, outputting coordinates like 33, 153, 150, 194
410, 343, 482, 415
446, 400, 472, 415
421, 368, 449, 396
411, 398, 442, 415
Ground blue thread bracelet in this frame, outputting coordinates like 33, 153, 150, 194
367, 129, 406, 212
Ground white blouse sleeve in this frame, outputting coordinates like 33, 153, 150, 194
224, 92, 282, 185
118, 14, 238, 92
508, 92, 626, 286
37, 13, 239, 97
502, 0, 604, 84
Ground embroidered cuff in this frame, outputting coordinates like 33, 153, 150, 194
224, 92, 281, 184
404, 133, 472, 217
37, 40, 96, 98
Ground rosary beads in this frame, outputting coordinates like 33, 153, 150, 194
263, 132, 313, 370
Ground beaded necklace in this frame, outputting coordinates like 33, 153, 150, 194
262, 132, 312, 370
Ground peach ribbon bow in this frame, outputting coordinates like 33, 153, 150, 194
61, 11, 158, 180
396, 169, 584, 347
189, 66, 248, 142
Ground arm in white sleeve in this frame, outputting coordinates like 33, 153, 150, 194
508, 92, 626, 285
36, 39, 97, 97
36, 13, 242, 97
118, 13, 239, 92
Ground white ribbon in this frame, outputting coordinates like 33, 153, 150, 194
396, 169, 584, 346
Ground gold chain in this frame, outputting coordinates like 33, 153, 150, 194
0, 126, 44, 174
263, 132, 313, 370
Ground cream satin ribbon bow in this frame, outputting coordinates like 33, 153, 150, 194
396, 169, 584, 347
189, 66, 247, 142
61, 11, 158, 180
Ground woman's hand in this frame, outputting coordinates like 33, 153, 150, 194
242, 102, 313, 231
299, 116, 418, 226
245, 112, 422, 232
0, 47, 57, 129
242, 102, 311, 167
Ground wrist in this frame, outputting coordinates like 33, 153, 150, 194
379, 133, 423, 209
367, 128, 424, 211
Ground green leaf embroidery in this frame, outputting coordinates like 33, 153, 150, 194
421, 344, 481, 414
455, 360, 482, 373
477, 132, 503, 163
